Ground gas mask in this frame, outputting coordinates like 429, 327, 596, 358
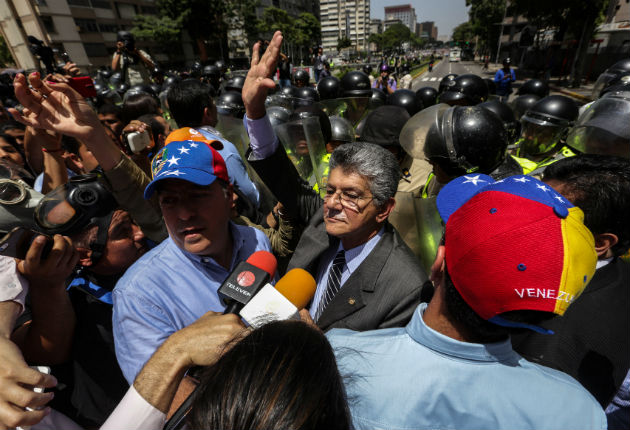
0, 160, 42, 234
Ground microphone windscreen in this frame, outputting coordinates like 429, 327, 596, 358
275, 268, 316, 310
246, 250, 277, 279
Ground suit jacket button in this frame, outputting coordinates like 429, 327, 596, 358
348, 298, 356, 305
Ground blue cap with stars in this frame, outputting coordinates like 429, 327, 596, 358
144, 139, 229, 199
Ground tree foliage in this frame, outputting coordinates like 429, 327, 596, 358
369, 23, 421, 53
257, 7, 320, 58
465, 0, 505, 55
337, 37, 352, 51
510, 0, 610, 86
452, 21, 475, 43
131, 14, 183, 47
0, 35, 14, 68
133, 0, 260, 61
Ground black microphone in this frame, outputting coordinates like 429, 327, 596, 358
217, 250, 277, 315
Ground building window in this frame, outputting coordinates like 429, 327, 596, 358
68, 0, 91, 6
40, 15, 56, 33
99, 23, 118, 33
91, 0, 111, 8
75, 18, 99, 33
83, 42, 109, 57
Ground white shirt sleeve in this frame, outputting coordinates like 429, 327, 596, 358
0, 256, 28, 314
100, 385, 166, 430
245, 114, 279, 160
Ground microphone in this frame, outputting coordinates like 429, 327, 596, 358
239, 268, 316, 328
218, 250, 277, 315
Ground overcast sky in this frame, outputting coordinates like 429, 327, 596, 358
370, 0, 470, 38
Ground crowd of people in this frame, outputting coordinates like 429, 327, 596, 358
0, 29, 628, 430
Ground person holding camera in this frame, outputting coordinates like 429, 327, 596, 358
112, 31, 155, 86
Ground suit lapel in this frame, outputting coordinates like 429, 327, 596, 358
317, 224, 395, 329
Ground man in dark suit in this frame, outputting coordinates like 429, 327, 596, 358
242, 31, 427, 331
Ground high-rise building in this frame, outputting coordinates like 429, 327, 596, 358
320, 0, 370, 53
384, 4, 416, 33
0, 0, 195, 72
418, 21, 438, 40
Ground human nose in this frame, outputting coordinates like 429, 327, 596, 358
175, 200, 197, 220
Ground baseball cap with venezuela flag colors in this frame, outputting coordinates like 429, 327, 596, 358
164, 126, 224, 149
144, 137, 229, 199
436, 174, 597, 334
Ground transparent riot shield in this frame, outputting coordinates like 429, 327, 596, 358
412, 196, 444, 273
215, 114, 250, 158
275, 116, 329, 197
319, 97, 372, 129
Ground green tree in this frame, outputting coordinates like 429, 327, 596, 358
381, 23, 413, 52
0, 35, 14, 68
337, 37, 352, 51
466, 0, 505, 56
137, 0, 259, 61
511, 0, 609, 87
368, 33, 384, 51
131, 15, 183, 50
294, 12, 320, 50
452, 21, 475, 44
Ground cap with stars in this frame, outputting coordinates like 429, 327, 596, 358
436, 174, 597, 334
144, 139, 229, 199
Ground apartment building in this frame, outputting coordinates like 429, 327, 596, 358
320, 0, 370, 53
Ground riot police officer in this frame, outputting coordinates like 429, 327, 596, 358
293, 69, 310, 88
317, 76, 340, 100
438, 73, 457, 94
387, 89, 423, 117
400, 103, 521, 198
510, 93, 540, 121
415, 87, 438, 109
517, 79, 549, 98
478, 99, 519, 144
439, 74, 488, 106
512, 95, 579, 176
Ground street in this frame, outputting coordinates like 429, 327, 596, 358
412, 60, 487, 92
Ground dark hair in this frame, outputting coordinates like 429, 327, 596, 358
0, 120, 25, 132
98, 103, 122, 117
444, 266, 555, 343
121, 93, 160, 124
188, 320, 351, 430
61, 135, 81, 156
137, 113, 165, 139
542, 154, 630, 257
167, 79, 214, 128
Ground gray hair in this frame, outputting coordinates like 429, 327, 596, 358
329, 143, 401, 207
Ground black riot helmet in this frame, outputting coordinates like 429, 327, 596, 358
517, 79, 549, 98
438, 73, 458, 94
361, 106, 410, 149
266, 105, 291, 128
116, 31, 135, 51
280, 85, 298, 98
340, 71, 372, 97
214, 60, 227, 75
293, 86, 320, 107
439, 74, 488, 106
599, 72, 630, 98
202, 65, 220, 78
289, 105, 332, 143
362, 64, 373, 75
415, 86, 438, 109
224, 75, 246, 93
386, 89, 423, 117
478, 100, 519, 143
369, 88, 387, 109
293, 69, 310, 87
518, 95, 578, 156
162, 74, 181, 92
190, 61, 203, 78
400, 104, 508, 177
510, 94, 540, 120
317, 76, 340, 100
329, 116, 355, 144
215, 91, 245, 118
591, 59, 630, 99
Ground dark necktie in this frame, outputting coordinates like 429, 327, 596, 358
316, 250, 346, 321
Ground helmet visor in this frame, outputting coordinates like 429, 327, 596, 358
592, 72, 617, 99
319, 98, 371, 127
400, 103, 451, 161
518, 120, 565, 155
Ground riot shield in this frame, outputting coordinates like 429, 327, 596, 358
413, 196, 444, 273
275, 116, 329, 196
215, 114, 250, 158
319, 97, 372, 128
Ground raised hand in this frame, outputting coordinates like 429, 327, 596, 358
242, 30, 283, 120
8, 72, 102, 141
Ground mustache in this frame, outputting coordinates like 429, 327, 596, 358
324, 207, 347, 221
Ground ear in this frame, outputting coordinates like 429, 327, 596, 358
203, 105, 218, 127
375, 197, 396, 223
594, 232, 618, 258
430, 245, 446, 284
76, 247, 93, 267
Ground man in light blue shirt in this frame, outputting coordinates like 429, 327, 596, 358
113, 138, 270, 383
328, 174, 606, 429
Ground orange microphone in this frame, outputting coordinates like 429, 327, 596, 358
239, 268, 317, 328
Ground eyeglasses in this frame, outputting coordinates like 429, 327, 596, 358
323, 188, 373, 211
